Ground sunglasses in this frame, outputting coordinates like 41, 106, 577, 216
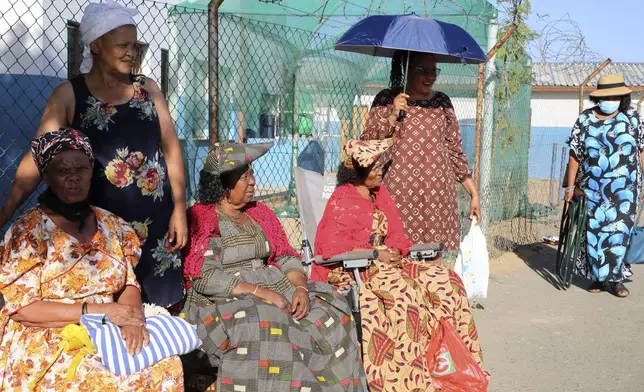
412, 67, 441, 77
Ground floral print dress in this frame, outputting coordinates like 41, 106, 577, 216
70, 74, 182, 307
568, 108, 644, 283
0, 207, 183, 391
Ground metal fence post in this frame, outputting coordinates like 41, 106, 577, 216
549, 143, 557, 207
478, 20, 498, 236
561, 59, 612, 186
208, 0, 224, 147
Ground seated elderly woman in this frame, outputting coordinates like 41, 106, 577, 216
0, 128, 183, 391
311, 139, 485, 392
181, 142, 367, 392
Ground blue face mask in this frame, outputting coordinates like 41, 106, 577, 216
599, 100, 620, 114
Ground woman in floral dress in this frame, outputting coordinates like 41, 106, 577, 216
0, 2, 187, 307
565, 73, 644, 297
311, 139, 485, 392
0, 128, 183, 391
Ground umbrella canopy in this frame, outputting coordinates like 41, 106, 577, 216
334, 14, 487, 64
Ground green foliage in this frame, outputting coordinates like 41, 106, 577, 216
494, 0, 538, 157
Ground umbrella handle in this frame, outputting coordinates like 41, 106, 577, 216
398, 52, 410, 122
397, 110, 406, 122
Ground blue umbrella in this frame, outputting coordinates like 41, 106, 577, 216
334, 14, 487, 64
335, 14, 487, 119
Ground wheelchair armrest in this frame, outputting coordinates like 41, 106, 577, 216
408, 242, 445, 261
313, 249, 379, 267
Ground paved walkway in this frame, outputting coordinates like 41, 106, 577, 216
474, 244, 644, 392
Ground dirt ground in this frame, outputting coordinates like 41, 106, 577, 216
475, 246, 644, 392
266, 178, 644, 391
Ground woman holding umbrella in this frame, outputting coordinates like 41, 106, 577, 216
361, 50, 481, 260
334, 14, 486, 261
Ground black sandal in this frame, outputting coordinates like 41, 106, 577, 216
606, 282, 629, 298
588, 281, 603, 293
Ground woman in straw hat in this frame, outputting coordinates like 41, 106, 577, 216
565, 73, 644, 297
0, 1, 187, 308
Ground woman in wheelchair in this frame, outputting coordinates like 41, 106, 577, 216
181, 142, 367, 392
312, 139, 485, 392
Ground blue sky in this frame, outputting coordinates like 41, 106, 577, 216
528, 0, 644, 63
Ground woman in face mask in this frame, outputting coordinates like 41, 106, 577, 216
565, 73, 644, 298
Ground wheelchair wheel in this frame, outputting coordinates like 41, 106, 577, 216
556, 196, 587, 289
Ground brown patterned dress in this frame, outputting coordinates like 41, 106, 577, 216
361, 89, 472, 255
327, 203, 483, 392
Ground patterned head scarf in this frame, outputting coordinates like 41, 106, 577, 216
344, 138, 394, 168
31, 127, 95, 175
203, 142, 273, 175
79, 0, 138, 73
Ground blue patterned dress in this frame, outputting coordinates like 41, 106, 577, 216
69, 74, 183, 307
567, 108, 644, 283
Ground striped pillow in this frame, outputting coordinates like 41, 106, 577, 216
80, 314, 202, 376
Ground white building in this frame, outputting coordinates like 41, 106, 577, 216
529, 62, 644, 179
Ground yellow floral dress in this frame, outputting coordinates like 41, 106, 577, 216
0, 207, 183, 391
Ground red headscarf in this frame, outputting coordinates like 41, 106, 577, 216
311, 183, 412, 282
183, 201, 300, 288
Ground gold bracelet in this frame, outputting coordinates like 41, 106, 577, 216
295, 286, 309, 292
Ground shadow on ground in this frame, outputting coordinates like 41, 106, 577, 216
512, 242, 590, 291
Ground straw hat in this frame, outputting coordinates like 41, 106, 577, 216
589, 73, 632, 98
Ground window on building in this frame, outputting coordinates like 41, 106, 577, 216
66, 21, 82, 78
132, 41, 149, 74
160, 49, 169, 97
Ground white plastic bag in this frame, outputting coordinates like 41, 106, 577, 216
453, 218, 489, 300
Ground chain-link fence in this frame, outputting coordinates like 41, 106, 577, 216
1, 0, 543, 254
0, 0, 179, 226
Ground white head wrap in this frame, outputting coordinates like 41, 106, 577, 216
79, 0, 138, 73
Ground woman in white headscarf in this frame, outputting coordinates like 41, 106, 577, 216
0, 1, 187, 308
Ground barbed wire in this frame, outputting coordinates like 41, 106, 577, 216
529, 13, 603, 66
272, 0, 491, 26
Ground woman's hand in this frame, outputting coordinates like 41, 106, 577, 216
291, 287, 310, 321
166, 207, 188, 252
379, 249, 403, 267
104, 303, 145, 327
564, 187, 584, 203
461, 178, 482, 223
121, 325, 150, 356
389, 93, 409, 125
257, 287, 291, 313
469, 194, 482, 223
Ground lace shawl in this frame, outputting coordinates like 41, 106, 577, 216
183, 201, 299, 288
311, 184, 411, 282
